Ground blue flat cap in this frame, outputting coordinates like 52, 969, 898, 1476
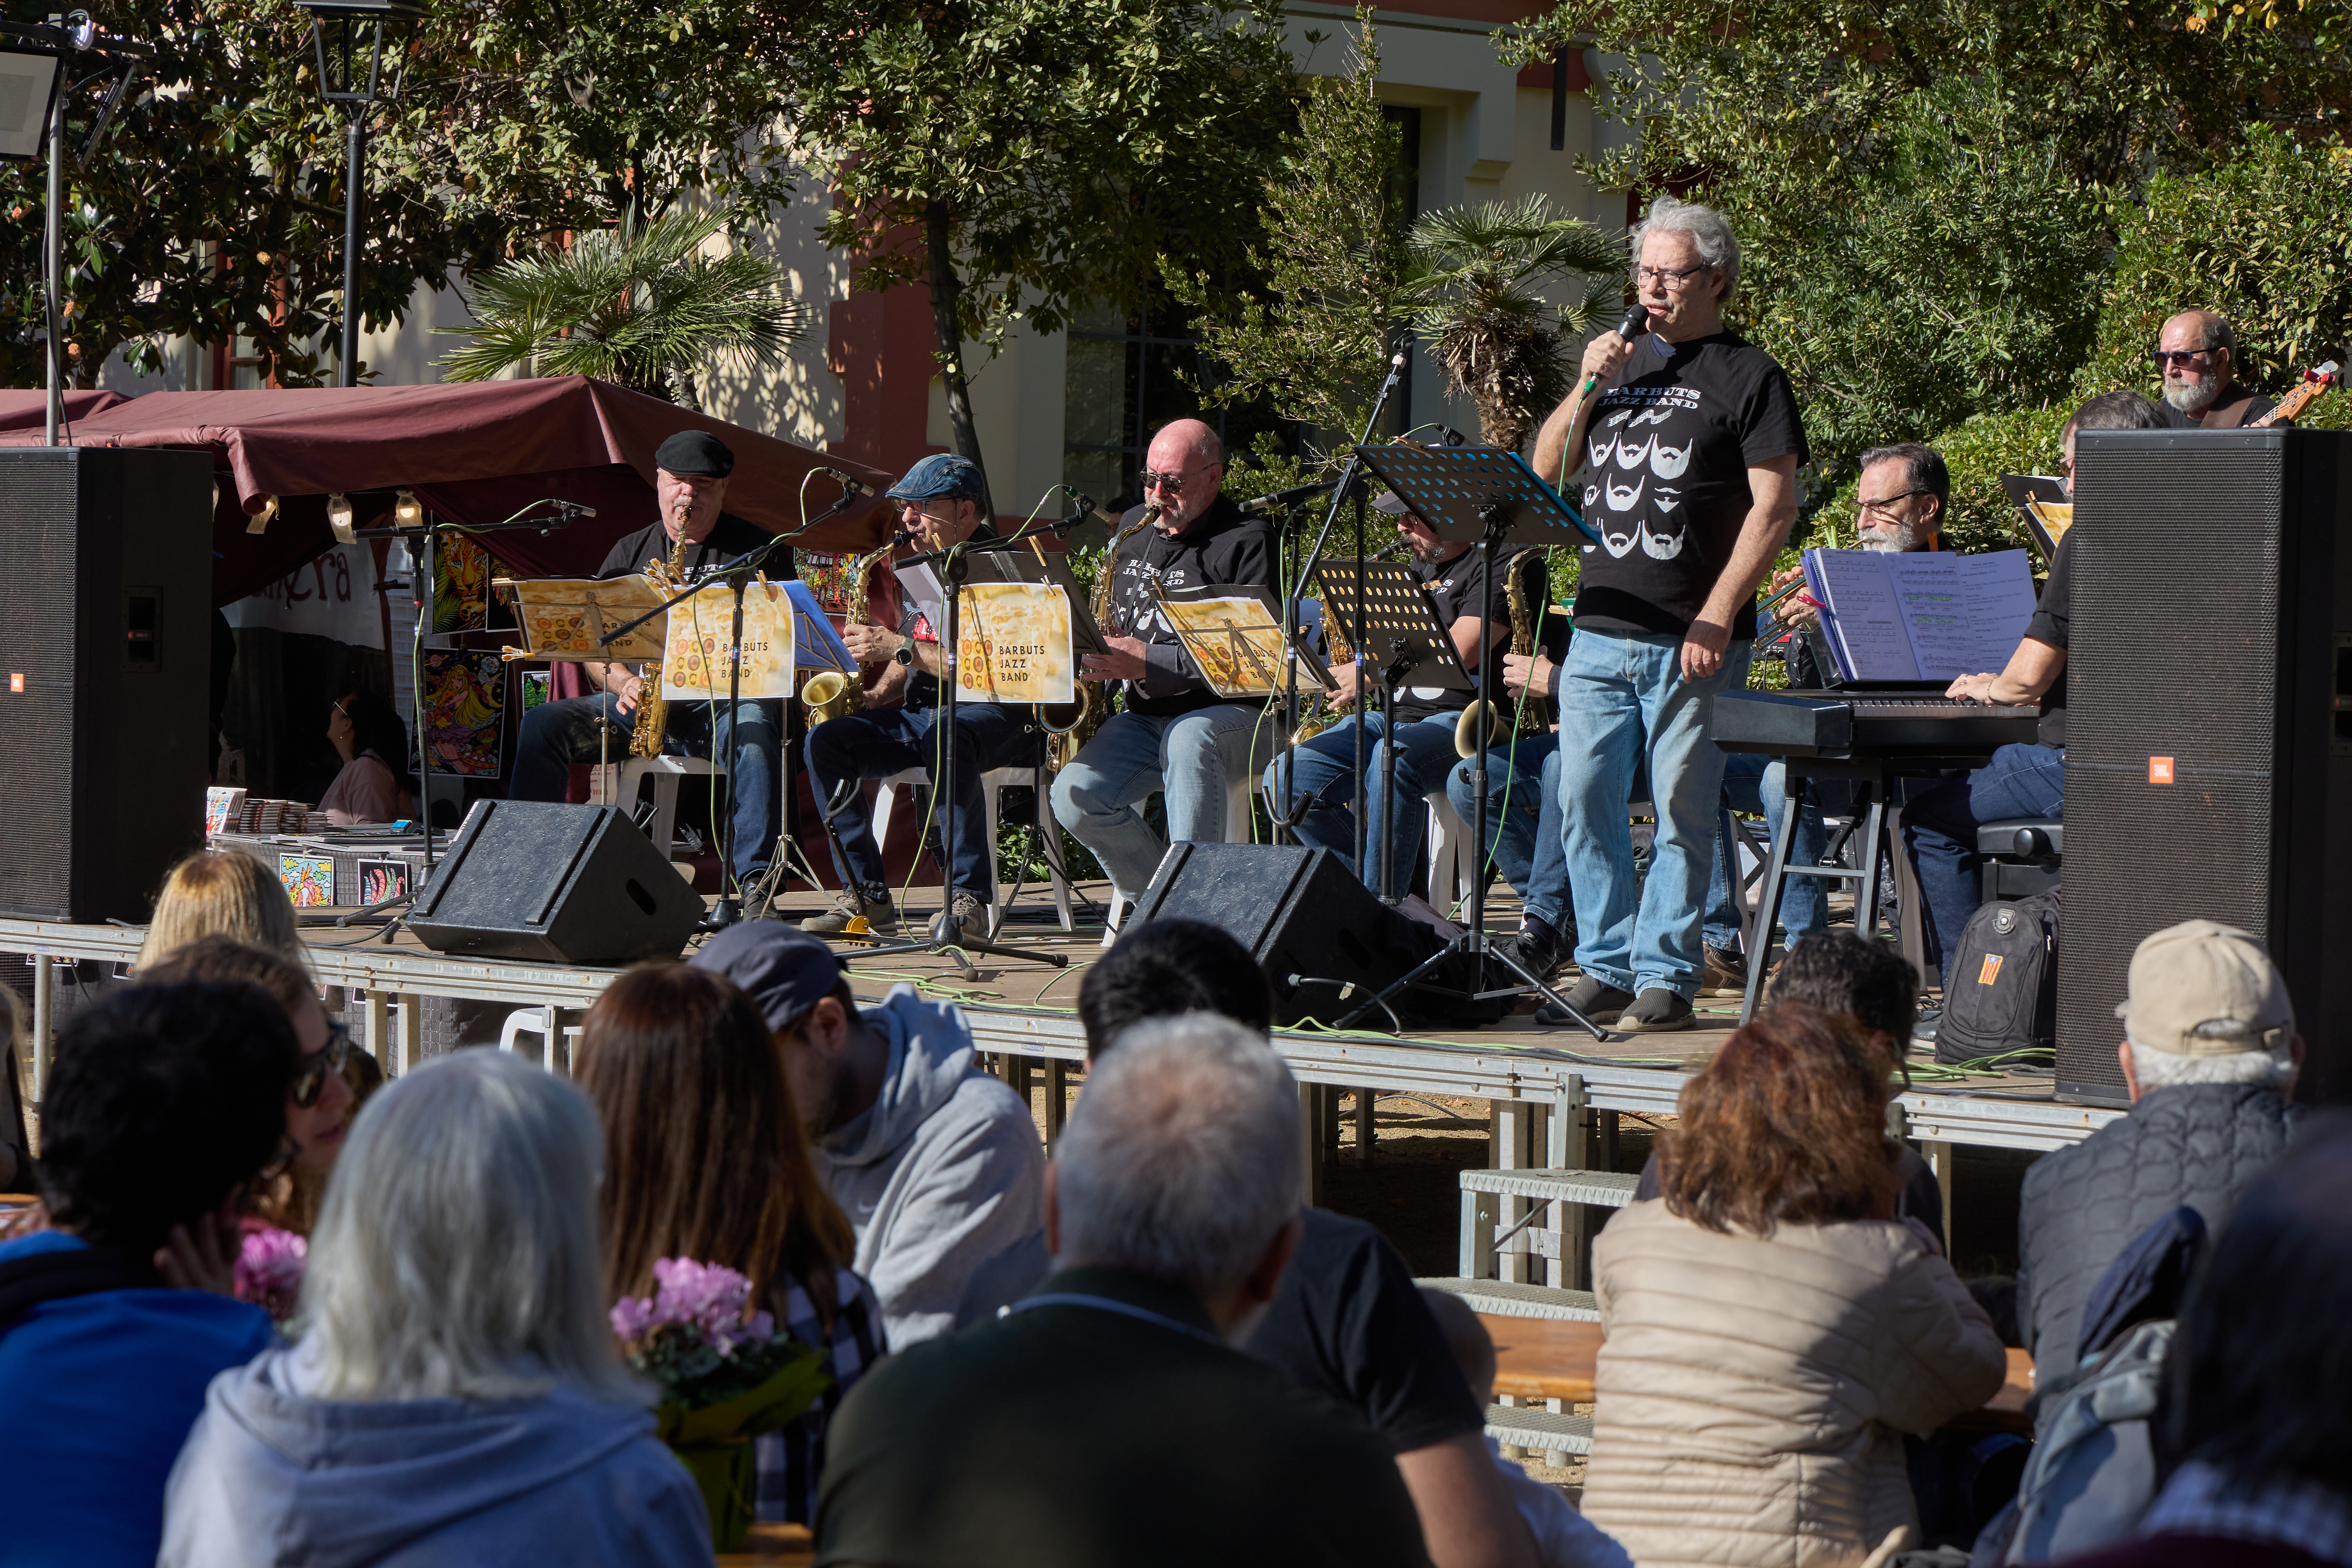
886, 452, 986, 502
687, 920, 842, 1031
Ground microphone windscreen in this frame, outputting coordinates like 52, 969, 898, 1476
1615, 302, 1650, 341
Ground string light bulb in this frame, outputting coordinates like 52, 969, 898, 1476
326, 492, 355, 543
393, 488, 423, 527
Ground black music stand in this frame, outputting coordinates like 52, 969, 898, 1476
1330, 447, 1611, 1042
1307, 558, 1471, 901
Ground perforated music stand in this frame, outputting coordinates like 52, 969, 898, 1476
1334, 446, 1614, 1044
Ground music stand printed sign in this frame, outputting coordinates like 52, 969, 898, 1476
958, 581, 1077, 706
498, 575, 670, 664
658, 580, 800, 702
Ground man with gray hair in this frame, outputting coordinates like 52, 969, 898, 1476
2152, 309, 2276, 429
815, 1015, 1429, 1567
2015, 919, 2306, 1379
1530, 196, 1808, 1031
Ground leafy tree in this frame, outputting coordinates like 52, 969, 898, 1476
789, 0, 1295, 502
1170, 10, 1409, 467
1403, 195, 1618, 454
434, 210, 806, 408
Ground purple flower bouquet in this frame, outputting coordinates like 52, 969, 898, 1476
235, 1227, 307, 1322
609, 1258, 832, 1551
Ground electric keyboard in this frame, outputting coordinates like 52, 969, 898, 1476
1710, 689, 2042, 759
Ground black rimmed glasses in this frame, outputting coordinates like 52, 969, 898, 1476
1635, 263, 1712, 290
292, 1020, 352, 1109
2152, 348, 2217, 370
1857, 489, 1930, 519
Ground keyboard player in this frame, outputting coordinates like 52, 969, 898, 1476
1702, 442, 1950, 993
1901, 390, 2163, 999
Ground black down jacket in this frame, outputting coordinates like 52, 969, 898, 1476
2016, 1081, 2302, 1378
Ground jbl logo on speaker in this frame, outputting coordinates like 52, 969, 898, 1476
2147, 756, 2175, 784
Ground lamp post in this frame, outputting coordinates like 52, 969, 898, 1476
2, 12, 148, 445
295, 0, 419, 389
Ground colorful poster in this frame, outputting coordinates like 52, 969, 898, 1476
422, 651, 507, 778
205, 787, 247, 835
279, 853, 334, 909
432, 532, 493, 634
356, 858, 412, 906
659, 580, 798, 701
519, 669, 551, 711
957, 582, 1074, 705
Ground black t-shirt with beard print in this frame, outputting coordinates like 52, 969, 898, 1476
1571, 330, 1808, 638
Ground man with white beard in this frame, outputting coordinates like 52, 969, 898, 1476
1699, 444, 1947, 994
2152, 310, 2276, 429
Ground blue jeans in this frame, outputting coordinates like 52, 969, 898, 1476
804, 703, 1036, 900
511, 690, 781, 881
1446, 732, 1566, 930
1265, 710, 1462, 897
1051, 703, 1277, 900
1704, 753, 1829, 952
1555, 630, 1753, 998
1903, 742, 2065, 982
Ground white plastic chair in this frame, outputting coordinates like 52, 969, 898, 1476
588, 756, 726, 861
1426, 790, 1474, 912
499, 1006, 582, 1076
871, 764, 1075, 934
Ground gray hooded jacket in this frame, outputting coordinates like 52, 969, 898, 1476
819, 987, 1048, 1350
159, 1344, 713, 1568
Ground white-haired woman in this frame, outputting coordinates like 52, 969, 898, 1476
158, 1050, 713, 1568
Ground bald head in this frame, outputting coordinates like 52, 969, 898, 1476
1142, 419, 1226, 530
2158, 310, 2240, 418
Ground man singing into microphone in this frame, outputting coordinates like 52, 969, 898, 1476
801, 454, 1040, 944
1526, 197, 1807, 1032
510, 429, 787, 890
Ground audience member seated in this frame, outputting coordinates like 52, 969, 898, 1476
1631, 931, 1948, 1249
1420, 1286, 1633, 1568
690, 922, 1045, 1348
160, 1050, 712, 1568
2016, 919, 2304, 1380
135, 849, 305, 970
137, 936, 361, 1242
0, 981, 295, 1568
1079, 918, 1535, 1568
320, 687, 416, 826
576, 962, 885, 1526
2050, 1116, 2352, 1568
816, 1016, 1429, 1568
1579, 1004, 2006, 1566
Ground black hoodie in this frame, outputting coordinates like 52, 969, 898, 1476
1099, 495, 1278, 718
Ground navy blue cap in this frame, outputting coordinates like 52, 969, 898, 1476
687, 921, 842, 1031
886, 452, 986, 503
654, 429, 735, 479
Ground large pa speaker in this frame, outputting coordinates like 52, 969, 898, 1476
1124, 842, 1451, 1024
2057, 427, 2352, 1105
408, 801, 704, 964
0, 448, 216, 922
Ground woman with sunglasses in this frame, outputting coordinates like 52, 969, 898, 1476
136, 937, 361, 1249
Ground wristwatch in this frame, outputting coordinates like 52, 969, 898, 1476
892, 639, 915, 667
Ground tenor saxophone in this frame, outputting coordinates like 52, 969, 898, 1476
628, 530, 692, 759
1043, 503, 1161, 772
1453, 549, 1547, 759
1290, 600, 1353, 747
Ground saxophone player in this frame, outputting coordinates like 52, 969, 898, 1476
1262, 488, 1522, 899
511, 431, 788, 890
801, 454, 1040, 943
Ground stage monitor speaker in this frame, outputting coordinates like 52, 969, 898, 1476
1123, 842, 1449, 1025
2057, 426, 2352, 1106
408, 801, 704, 965
0, 448, 216, 923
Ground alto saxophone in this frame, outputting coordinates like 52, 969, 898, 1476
1453, 549, 1547, 759
628, 529, 692, 759
1290, 598, 1354, 747
1043, 503, 1161, 772
803, 536, 901, 720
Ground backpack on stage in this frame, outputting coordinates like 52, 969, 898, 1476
1935, 888, 2060, 1067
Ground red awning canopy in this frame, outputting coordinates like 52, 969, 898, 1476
0, 389, 129, 432
0, 378, 895, 605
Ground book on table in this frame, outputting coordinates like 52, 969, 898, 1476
1800, 548, 2041, 685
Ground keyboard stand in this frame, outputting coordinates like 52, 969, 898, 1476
1739, 757, 1893, 1025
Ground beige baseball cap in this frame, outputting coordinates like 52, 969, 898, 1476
2115, 919, 2295, 1055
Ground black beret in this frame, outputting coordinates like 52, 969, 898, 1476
654, 429, 735, 479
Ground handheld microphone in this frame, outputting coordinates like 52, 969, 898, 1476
1576, 301, 1652, 400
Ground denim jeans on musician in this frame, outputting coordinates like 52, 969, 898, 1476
1704, 753, 1830, 953
803, 702, 1037, 901
1050, 703, 1278, 900
1902, 741, 2066, 982
510, 691, 782, 881
1264, 711, 1465, 898
1446, 732, 1567, 931
1555, 629, 1753, 999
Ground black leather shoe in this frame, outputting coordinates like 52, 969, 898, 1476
1536, 975, 1634, 1026
1616, 988, 1696, 1032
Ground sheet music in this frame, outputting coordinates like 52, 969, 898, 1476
1804, 548, 2041, 683
1811, 551, 1920, 681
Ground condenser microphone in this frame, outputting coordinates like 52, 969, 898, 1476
817, 467, 873, 498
